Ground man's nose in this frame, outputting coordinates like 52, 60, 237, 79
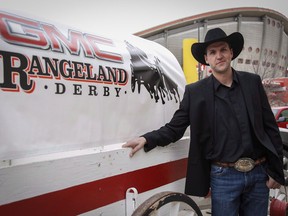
216, 51, 223, 59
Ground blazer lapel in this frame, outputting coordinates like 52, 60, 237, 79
236, 71, 255, 126
202, 76, 215, 135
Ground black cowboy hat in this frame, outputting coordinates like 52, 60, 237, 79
191, 28, 244, 65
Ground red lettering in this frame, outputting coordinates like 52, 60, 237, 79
0, 12, 49, 49
0, 12, 124, 64
42, 24, 94, 57
86, 34, 123, 63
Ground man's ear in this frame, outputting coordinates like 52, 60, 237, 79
204, 55, 209, 65
230, 48, 234, 58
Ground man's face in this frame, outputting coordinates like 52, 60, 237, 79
204, 41, 233, 74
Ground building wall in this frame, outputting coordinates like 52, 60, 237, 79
139, 10, 288, 80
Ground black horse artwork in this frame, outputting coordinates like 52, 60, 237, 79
125, 41, 180, 104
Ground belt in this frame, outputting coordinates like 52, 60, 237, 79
213, 157, 266, 172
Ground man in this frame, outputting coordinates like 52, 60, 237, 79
123, 28, 285, 215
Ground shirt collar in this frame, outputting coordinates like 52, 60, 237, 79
212, 70, 238, 91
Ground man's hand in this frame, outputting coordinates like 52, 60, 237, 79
266, 176, 281, 189
122, 137, 147, 157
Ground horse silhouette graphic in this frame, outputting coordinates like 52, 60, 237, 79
125, 41, 180, 104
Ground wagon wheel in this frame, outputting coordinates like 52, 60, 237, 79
132, 191, 203, 216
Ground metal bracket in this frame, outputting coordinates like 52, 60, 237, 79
125, 187, 138, 216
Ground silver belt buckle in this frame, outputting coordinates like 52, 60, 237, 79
234, 158, 255, 172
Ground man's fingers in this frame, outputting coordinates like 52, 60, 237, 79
122, 140, 137, 148
128, 142, 143, 157
122, 142, 131, 148
266, 176, 281, 189
129, 149, 137, 157
122, 137, 147, 157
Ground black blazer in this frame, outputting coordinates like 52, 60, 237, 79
143, 70, 285, 197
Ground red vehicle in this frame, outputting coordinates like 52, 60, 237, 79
272, 106, 288, 128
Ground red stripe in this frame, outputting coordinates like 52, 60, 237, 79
0, 158, 187, 216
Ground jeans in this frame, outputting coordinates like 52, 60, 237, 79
210, 163, 269, 216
